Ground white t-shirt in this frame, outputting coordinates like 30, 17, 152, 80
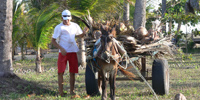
52, 22, 83, 52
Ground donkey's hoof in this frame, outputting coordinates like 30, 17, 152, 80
111, 96, 116, 100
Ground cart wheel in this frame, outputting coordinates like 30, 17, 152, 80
85, 63, 100, 96
152, 59, 169, 95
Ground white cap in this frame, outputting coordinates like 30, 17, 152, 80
62, 10, 72, 20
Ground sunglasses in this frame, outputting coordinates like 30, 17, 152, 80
62, 15, 71, 17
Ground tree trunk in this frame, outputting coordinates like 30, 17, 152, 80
77, 38, 86, 68
189, 0, 200, 10
123, 0, 130, 25
161, 0, 167, 35
12, 46, 16, 60
133, 0, 146, 30
168, 18, 172, 36
21, 44, 25, 60
0, 0, 13, 77
36, 47, 42, 73
177, 22, 181, 33
162, 0, 167, 18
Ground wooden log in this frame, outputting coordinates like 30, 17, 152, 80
116, 77, 152, 81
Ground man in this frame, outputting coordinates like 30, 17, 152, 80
52, 9, 87, 96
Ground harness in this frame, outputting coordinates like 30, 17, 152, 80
92, 34, 128, 69
98, 35, 120, 63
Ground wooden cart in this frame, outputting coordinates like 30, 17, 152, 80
85, 37, 172, 96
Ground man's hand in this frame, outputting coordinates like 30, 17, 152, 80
78, 27, 89, 38
83, 27, 89, 33
52, 38, 67, 56
60, 48, 67, 56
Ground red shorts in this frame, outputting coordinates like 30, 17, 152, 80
57, 52, 78, 73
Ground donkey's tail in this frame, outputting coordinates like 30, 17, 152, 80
118, 66, 136, 80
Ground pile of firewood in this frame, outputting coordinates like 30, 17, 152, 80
116, 35, 138, 52
84, 20, 175, 57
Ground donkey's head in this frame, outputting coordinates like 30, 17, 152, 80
99, 24, 116, 63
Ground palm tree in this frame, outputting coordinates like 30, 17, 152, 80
123, 0, 130, 25
133, 0, 147, 29
26, 3, 60, 72
160, 0, 167, 35
162, 0, 167, 18
0, 0, 13, 76
13, 0, 28, 60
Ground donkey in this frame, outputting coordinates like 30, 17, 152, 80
96, 24, 135, 100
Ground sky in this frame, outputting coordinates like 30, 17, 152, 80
148, 0, 199, 34
147, 0, 162, 10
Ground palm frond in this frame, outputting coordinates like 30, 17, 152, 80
35, 3, 59, 43
27, 3, 59, 49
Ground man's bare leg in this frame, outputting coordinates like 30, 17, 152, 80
58, 73, 64, 96
70, 72, 76, 95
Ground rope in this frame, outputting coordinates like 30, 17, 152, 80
107, 52, 128, 70
108, 53, 158, 100
126, 55, 159, 100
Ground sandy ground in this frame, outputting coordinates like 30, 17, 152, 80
14, 53, 59, 61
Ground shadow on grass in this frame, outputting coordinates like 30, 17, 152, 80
0, 74, 57, 99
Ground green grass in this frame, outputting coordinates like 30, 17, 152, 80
1, 53, 200, 100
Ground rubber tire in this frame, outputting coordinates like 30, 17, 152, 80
152, 59, 169, 95
85, 61, 100, 96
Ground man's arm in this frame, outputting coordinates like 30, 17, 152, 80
51, 38, 66, 55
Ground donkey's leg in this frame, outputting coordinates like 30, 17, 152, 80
109, 69, 117, 100
98, 71, 102, 94
101, 71, 107, 100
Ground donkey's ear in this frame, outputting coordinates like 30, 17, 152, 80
100, 24, 105, 31
112, 24, 116, 31
100, 24, 108, 35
